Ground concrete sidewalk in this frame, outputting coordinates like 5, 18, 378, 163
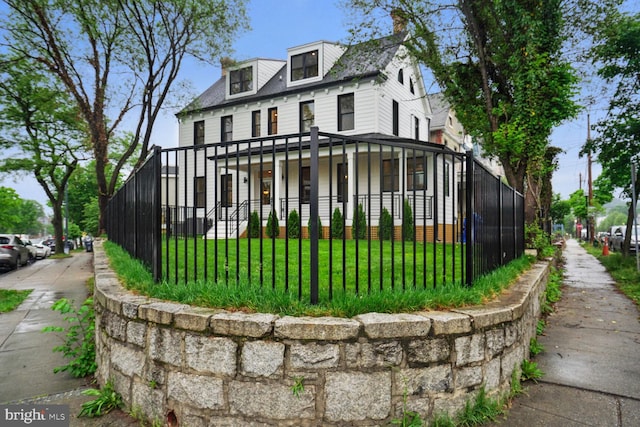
489, 239, 640, 426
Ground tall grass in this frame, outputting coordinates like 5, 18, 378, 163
105, 240, 535, 317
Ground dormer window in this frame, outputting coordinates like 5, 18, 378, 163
291, 50, 318, 81
229, 66, 253, 95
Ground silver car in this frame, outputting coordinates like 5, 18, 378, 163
610, 225, 640, 252
0, 234, 30, 270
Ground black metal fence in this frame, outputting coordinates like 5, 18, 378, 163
105, 128, 524, 304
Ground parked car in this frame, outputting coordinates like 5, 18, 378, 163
32, 240, 52, 259
23, 240, 38, 261
610, 225, 640, 252
0, 234, 30, 270
41, 238, 56, 253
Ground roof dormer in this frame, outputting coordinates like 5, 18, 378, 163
287, 41, 345, 88
225, 58, 285, 100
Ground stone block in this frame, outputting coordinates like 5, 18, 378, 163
149, 326, 183, 366
407, 337, 451, 364
241, 340, 285, 378
485, 328, 505, 357
120, 294, 151, 319
501, 346, 525, 382
504, 322, 520, 347
355, 312, 431, 338
174, 307, 218, 331
211, 311, 277, 337
484, 357, 501, 390
454, 333, 485, 366
397, 366, 453, 395
185, 334, 237, 376
111, 341, 145, 377
229, 381, 315, 420
139, 301, 190, 325
345, 340, 403, 368
325, 371, 391, 422
167, 371, 224, 410
275, 316, 360, 340
423, 311, 472, 335
455, 305, 513, 330
290, 342, 340, 369
455, 365, 483, 389
132, 379, 165, 421
104, 311, 127, 341
127, 320, 147, 347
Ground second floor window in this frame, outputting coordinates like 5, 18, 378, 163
252, 110, 261, 137
338, 93, 354, 131
300, 101, 315, 132
291, 50, 318, 81
229, 66, 253, 95
194, 120, 204, 145
221, 115, 233, 142
392, 100, 399, 136
268, 107, 278, 135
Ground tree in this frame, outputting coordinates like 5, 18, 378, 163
343, 0, 581, 224
585, 11, 640, 255
266, 210, 279, 239
17, 199, 45, 236
379, 207, 393, 240
287, 210, 300, 239
1, 0, 249, 233
550, 194, 571, 224
0, 187, 22, 232
331, 208, 344, 239
0, 56, 88, 251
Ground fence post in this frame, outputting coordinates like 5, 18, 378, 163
153, 146, 162, 281
310, 127, 319, 304
465, 150, 474, 286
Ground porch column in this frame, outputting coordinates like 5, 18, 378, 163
346, 149, 355, 221
273, 159, 282, 219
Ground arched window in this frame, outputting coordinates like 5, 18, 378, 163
397, 69, 404, 84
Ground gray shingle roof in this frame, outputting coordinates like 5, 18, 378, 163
427, 93, 449, 130
180, 33, 406, 115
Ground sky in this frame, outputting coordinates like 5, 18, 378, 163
0, 0, 627, 212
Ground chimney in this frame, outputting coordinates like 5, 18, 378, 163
220, 57, 234, 77
391, 9, 407, 34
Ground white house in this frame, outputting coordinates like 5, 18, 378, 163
176, 31, 462, 241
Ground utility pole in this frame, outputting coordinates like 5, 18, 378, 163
587, 114, 594, 243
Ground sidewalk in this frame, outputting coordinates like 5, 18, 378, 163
489, 238, 640, 426
1, 240, 639, 426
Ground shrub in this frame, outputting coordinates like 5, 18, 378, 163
331, 207, 344, 238
402, 198, 414, 241
287, 210, 301, 239
379, 207, 393, 240
308, 215, 323, 239
248, 211, 260, 238
353, 203, 367, 240
266, 210, 280, 238
42, 297, 96, 378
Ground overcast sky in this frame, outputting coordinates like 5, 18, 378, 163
1, 0, 632, 212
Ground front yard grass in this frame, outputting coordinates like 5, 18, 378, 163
0, 289, 32, 312
105, 239, 536, 317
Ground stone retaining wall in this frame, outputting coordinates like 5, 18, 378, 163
93, 240, 549, 426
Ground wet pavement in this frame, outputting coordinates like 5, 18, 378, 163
489, 238, 640, 426
0, 253, 94, 403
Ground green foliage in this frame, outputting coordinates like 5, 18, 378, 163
353, 203, 367, 240
291, 376, 305, 398
529, 338, 545, 356
525, 222, 551, 257
308, 215, 323, 239
455, 387, 505, 426
0, 187, 23, 233
550, 194, 572, 223
402, 198, 414, 241
537, 319, 546, 335
83, 197, 101, 236
509, 367, 524, 398
0, 289, 32, 313
586, 246, 640, 305
390, 380, 424, 426
79, 380, 123, 418
331, 207, 344, 238
248, 211, 260, 238
287, 210, 300, 239
379, 207, 393, 240
520, 359, 544, 382
266, 210, 279, 238
42, 298, 96, 378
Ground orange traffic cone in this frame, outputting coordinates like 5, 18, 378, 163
602, 237, 609, 256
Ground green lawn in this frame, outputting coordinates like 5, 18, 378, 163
0, 289, 32, 312
106, 239, 535, 317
